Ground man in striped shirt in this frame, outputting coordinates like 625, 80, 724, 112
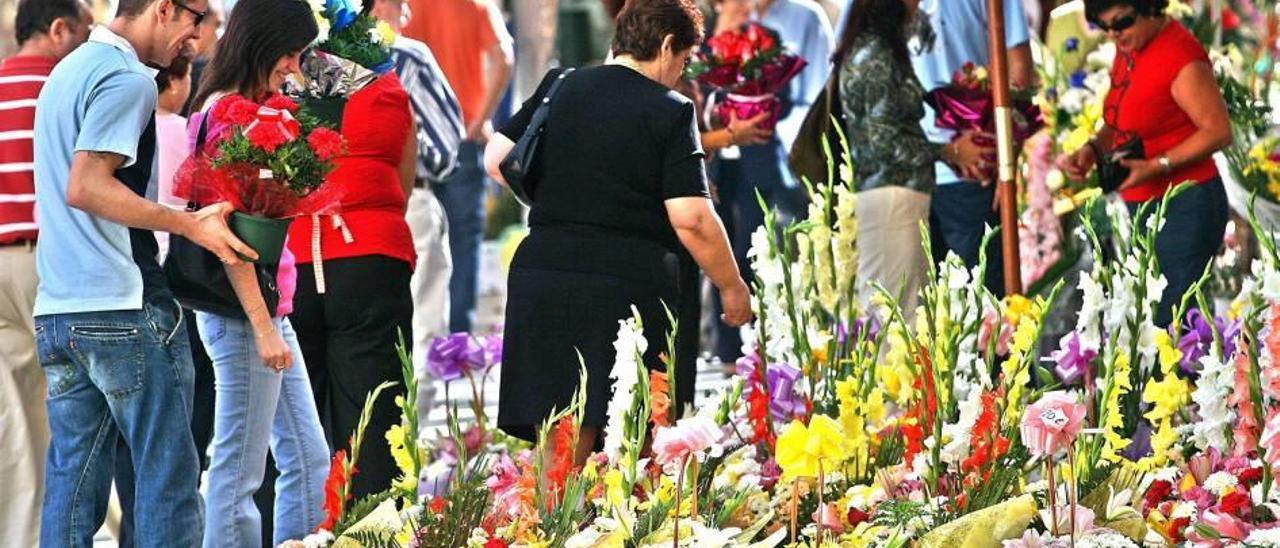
0, 1, 91, 544
371, 0, 466, 430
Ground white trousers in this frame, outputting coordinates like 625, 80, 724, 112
855, 186, 932, 319
407, 187, 452, 434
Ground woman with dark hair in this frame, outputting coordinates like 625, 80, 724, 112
834, 0, 990, 316
1057, 0, 1231, 327
485, 0, 751, 462
185, 0, 330, 544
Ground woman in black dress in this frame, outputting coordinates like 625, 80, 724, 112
484, 0, 752, 463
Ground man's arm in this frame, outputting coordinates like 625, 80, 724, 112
469, 7, 515, 143
67, 151, 256, 263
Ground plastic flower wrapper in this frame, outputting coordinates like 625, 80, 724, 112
924, 62, 1044, 180
173, 94, 345, 219
285, 50, 380, 128
685, 22, 806, 131
918, 494, 1038, 548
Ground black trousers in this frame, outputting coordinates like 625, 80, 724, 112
292, 255, 413, 499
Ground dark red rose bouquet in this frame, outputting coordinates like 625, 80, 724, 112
685, 22, 806, 131
174, 94, 346, 262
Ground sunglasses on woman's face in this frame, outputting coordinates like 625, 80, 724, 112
1093, 12, 1138, 33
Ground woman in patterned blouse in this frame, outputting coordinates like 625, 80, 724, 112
834, 0, 991, 317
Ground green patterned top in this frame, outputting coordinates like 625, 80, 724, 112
839, 34, 943, 194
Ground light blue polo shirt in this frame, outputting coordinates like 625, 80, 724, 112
911, 0, 1031, 185
33, 26, 161, 316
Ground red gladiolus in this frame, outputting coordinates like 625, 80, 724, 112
1220, 491, 1253, 518
746, 362, 775, 448
246, 122, 291, 153
428, 496, 447, 515
319, 450, 349, 531
307, 127, 344, 161
650, 370, 672, 428
546, 416, 577, 495
483, 539, 508, 548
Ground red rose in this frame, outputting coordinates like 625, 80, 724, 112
1220, 491, 1253, 518
1239, 467, 1264, 487
264, 94, 300, 113
846, 507, 870, 527
1167, 516, 1191, 543
246, 122, 290, 153
307, 128, 344, 161
744, 23, 776, 53
1143, 480, 1173, 512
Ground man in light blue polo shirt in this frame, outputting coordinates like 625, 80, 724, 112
32, 0, 254, 545
911, 0, 1034, 296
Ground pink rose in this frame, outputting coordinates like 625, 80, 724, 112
1020, 391, 1086, 457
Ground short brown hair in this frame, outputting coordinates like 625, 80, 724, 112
611, 0, 704, 62
156, 55, 191, 94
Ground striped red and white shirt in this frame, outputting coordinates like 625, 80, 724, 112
0, 55, 55, 244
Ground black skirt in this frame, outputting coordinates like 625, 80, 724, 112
497, 226, 684, 442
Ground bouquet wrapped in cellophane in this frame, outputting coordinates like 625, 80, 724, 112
925, 62, 1044, 180
685, 21, 806, 131
174, 93, 345, 219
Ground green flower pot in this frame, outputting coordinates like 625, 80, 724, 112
230, 212, 293, 265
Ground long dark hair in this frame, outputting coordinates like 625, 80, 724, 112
192, 0, 318, 109
831, 0, 913, 69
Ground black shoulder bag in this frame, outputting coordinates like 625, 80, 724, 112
788, 67, 846, 187
163, 114, 281, 319
499, 67, 576, 206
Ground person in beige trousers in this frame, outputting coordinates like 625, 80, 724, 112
0, 1, 92, 545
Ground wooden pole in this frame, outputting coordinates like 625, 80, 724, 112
986, 0, 1024, 296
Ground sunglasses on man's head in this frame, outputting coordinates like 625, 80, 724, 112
1092, 12, 1138, 33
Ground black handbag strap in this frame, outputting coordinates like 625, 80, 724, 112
519, 68, 576, 139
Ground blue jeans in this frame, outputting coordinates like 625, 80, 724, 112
35, 296, 202, 548
196, 313, 329, 547
1127, 177, 1229, 327
432, 140, 488, 333
927, 182, 1006, 297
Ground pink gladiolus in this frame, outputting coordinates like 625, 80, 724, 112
651, 416, 723, 468
1020, 391, 1086, 457
1259, 410, 1280, 470
1192, 509, 1253, 544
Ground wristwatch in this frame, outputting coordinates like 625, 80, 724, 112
1158, 155, 1173, 174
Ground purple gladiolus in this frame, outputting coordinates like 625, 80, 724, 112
426, 333, 485, 382
1051, 331, 1096, 384
1177, 310, 1242, 376
484, 334, 503, 366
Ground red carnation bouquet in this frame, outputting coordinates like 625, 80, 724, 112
174, 93, 346, 263
686, 22, 806, 131
925, 62, 1044, 178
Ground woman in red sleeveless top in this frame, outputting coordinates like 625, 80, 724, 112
1057, 0, 1231, 327
287, 54, 418, 498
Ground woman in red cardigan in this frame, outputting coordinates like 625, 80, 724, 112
288, 47, 418, 497
1057, 0, 1232, 328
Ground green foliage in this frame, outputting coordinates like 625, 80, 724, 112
414, 461, 492, 548
212, 128, 333, 195
334, 490, 396, 537
629, 496, 676, 547
320, 14, 392, 72
344, 529, 402, 548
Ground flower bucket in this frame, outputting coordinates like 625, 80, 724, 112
230, 211, 293, 265
1217, 152, 1280, 230
717, 93, 782, 131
